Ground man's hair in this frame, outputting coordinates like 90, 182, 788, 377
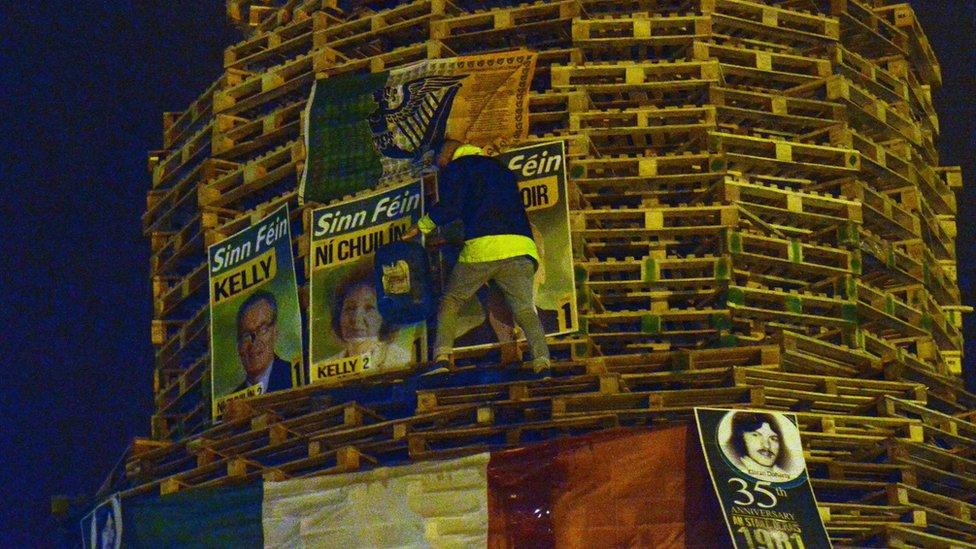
329, 266, 394, 341
237, 290, 278, 333
728, 412, 788, 466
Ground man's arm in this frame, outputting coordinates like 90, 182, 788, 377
401, 162, 465, 240
426, 162, 464, 227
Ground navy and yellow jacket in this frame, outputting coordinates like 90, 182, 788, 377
418, 148, 538, 264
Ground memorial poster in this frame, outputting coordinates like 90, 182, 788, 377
695, 408, 832, 549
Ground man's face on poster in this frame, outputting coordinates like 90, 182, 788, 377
339, 285, 382, 341
743, 422, 780, 467
237, 299, 278, 378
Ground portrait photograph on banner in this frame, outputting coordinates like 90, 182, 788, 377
208, 205, 303, 421
308, 180, 426, 386
695, 407, 832, 549
447, 140, 578, 352
299, 50, 537, 204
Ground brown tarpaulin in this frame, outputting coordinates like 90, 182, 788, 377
488, 425, 730, 548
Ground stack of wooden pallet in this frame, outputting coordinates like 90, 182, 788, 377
134, 0, 973, 545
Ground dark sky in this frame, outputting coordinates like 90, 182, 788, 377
0, 1, 973, 545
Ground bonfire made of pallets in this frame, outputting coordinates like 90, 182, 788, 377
133, 0, 974, 546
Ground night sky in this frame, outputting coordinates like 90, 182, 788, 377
1, 2, 973, 545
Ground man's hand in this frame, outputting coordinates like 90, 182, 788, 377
400, 225, 420, 241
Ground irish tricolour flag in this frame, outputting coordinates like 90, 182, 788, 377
88, 427, 728, 547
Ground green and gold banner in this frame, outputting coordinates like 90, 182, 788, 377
300, 50, 536, 204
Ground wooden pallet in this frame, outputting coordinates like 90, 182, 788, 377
692, 40, 832, 89
710, 130, 860, 179
726, 284, 856, 333
700, 0, 840, 44
779, 330, 878, 376
872, 3, 941, 87
582, 344, 779, 374
726, 230, 856, 286
318, 0, 456, 61
149, 214, 207, 279
551, 59, 722, 89
150, 122, 214, 190
837, 178, 920, 241
198, 139, 304, 210
224, 11, 336, 71
823, 0, 908, 59
152, 262, 208, 319
844, 278, 930, 344
714, 175, 861, 234
917, 198, 956, 262
431, 0, 579, 38
571, 14, 708, 61
162, 81, 219, 150
153, 305, 210, 377
711, 83, 844, 139
827, 75, 923, 147
144, 158, 236, 236
879, 397, 976, 454
214, 48, 332, 117
551, 386, 765, 418
886, 484, 976, 546
573, 204, 738, 241
825, 44, 940, 154
827, 126, 914, 192
212, 97, 305, 161
797, 413, 921, 462
430, 0, 580, 55
407, 413, 619, 460
527, 89, 586, 134
733, 366, 926, 413
579, 254, 729, 293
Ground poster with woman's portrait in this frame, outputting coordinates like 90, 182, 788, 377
80, 495, 121, 549
308, 180, 426, 386
695, 408, 832, 549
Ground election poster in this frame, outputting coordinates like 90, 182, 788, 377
80, 495, 121, 549
300, 50, 537, 204
450, 141, 578, 352
695, 408, 832, 549
308, 180, 426, 386
208, 205, 303, 421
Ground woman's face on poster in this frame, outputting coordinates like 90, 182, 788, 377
339, 285, 382, 340
743, 422, 780, 467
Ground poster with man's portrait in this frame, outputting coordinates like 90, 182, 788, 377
308, 180, 426, 386
208, 205, 304, 421
695, 408, 831, 549
449, 141, 578, 352
80, 495, 121, 549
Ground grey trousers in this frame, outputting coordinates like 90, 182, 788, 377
435, 256, 550, 362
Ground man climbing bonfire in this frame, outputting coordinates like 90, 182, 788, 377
401, 139, 551, 374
